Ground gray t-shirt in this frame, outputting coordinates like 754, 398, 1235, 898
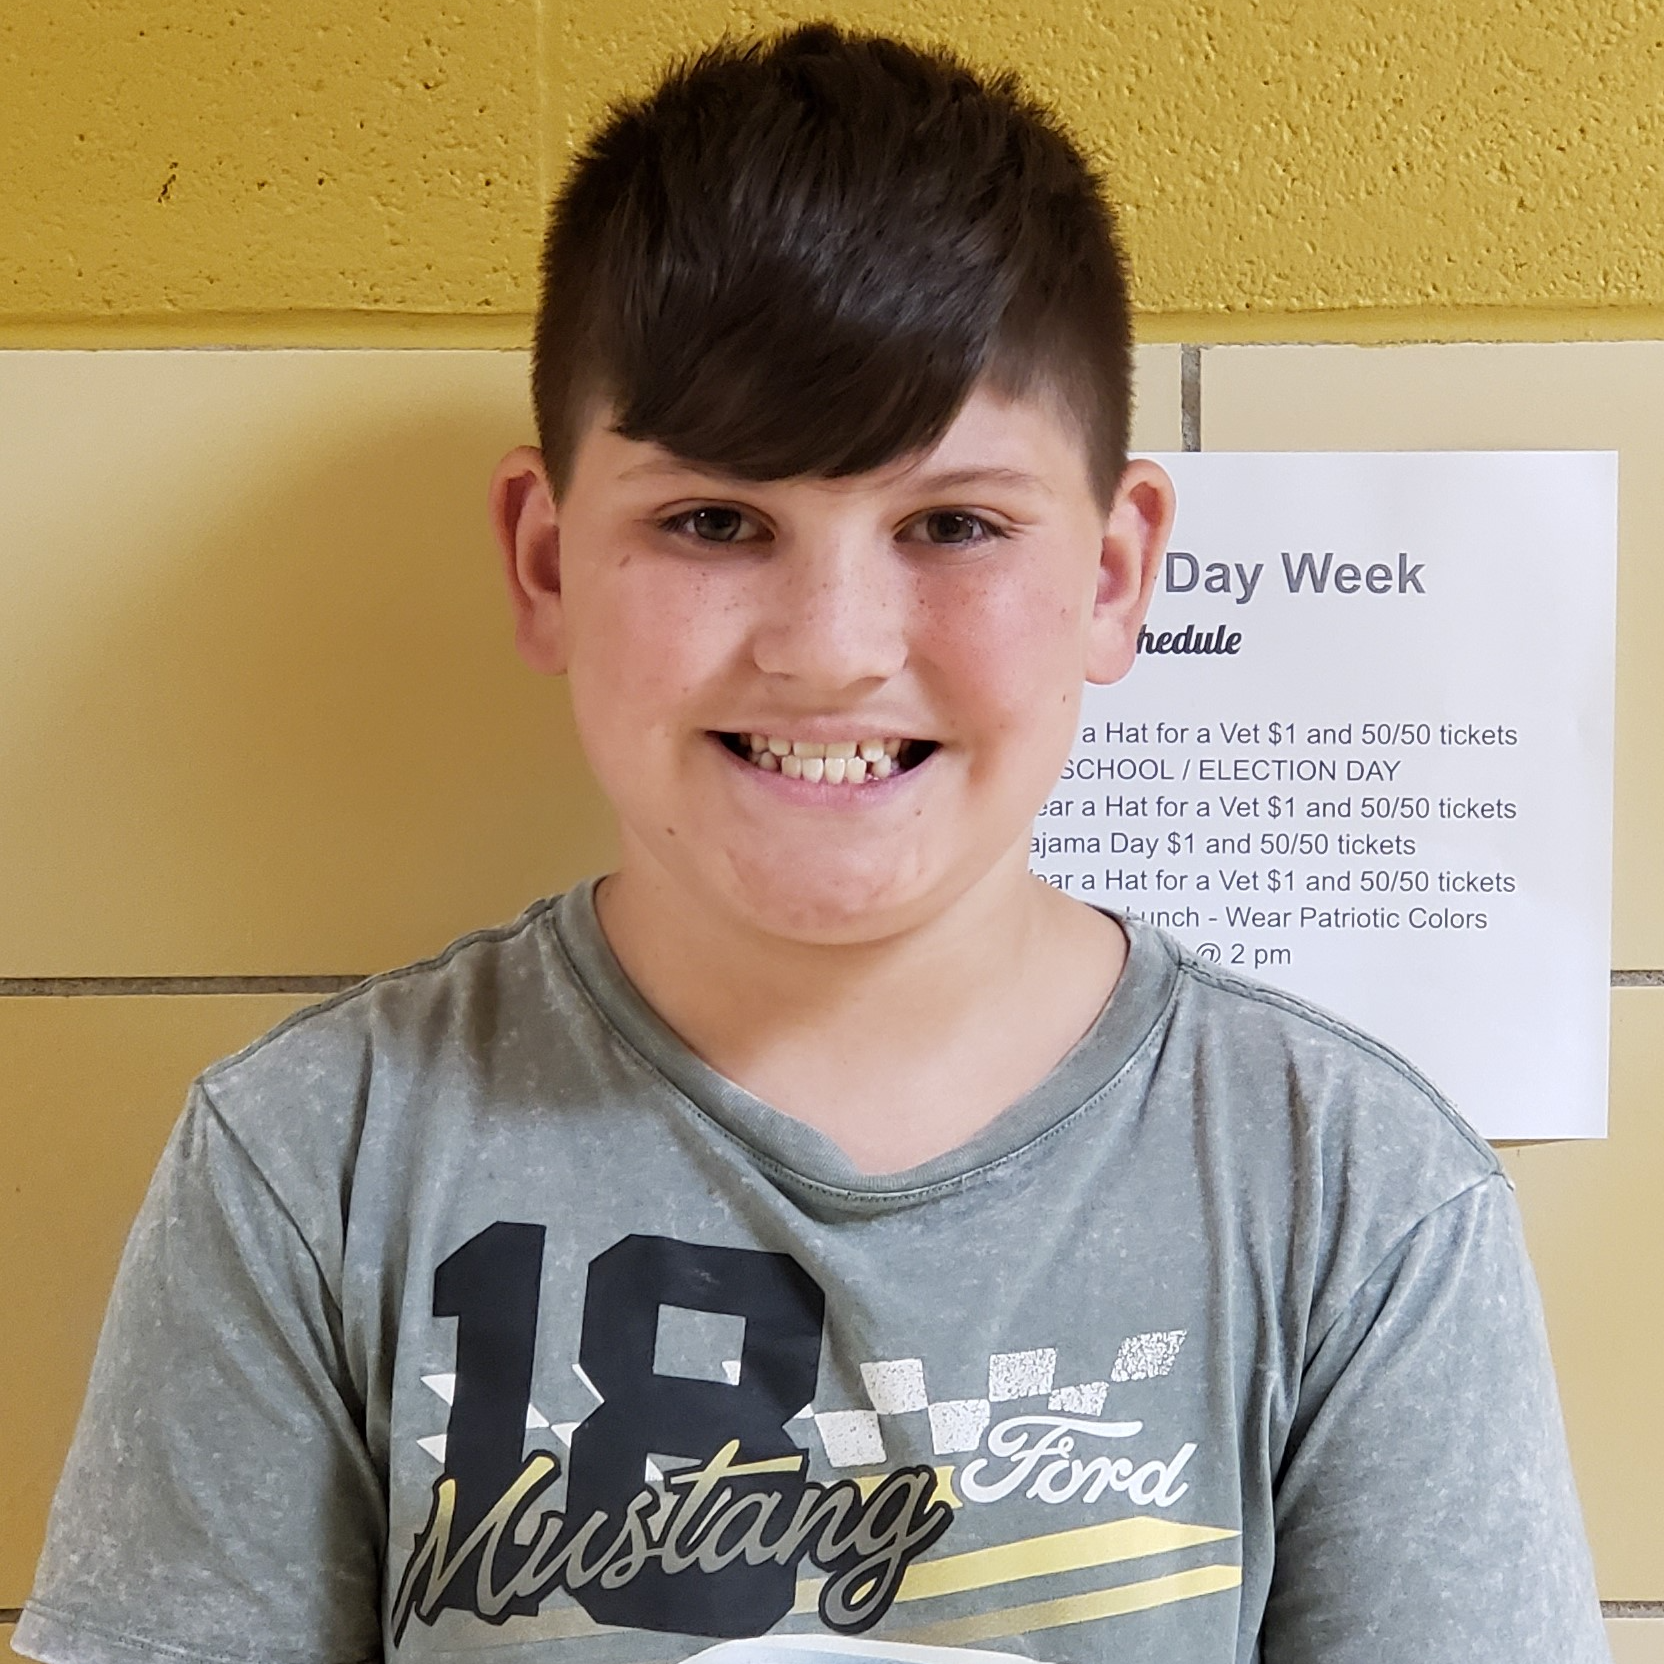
16, 878, 1608, 1664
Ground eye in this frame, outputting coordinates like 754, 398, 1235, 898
657, 505, 761, 544
909, 510, 1009, 549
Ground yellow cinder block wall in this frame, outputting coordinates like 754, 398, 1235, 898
3, 0, 1661, 1638
5, 0, 1664, 344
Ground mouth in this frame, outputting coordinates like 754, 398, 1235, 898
714, 731, 939, 785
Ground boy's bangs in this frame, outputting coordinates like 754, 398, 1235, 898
593, 256, 1015, 487
563, 249, 1114, 502
613, 358, 1106, 521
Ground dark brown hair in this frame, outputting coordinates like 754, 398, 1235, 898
531, 21, 1134, 510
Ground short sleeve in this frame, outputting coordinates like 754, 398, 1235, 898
13, 1085, 385, 1664
1264, 1173, 1609, 1663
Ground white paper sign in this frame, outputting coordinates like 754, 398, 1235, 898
1033, 452, 1617, 1140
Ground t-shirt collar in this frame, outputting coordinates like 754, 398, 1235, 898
548, 874, 1180, 1200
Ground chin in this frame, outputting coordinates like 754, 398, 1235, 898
719, 860, 935, 947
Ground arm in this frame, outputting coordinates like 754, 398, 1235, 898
1264, 1174, 1609, 1663
14, 1085, 384, 1664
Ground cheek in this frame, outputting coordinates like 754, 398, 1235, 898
566, 563, 738, 735
931, 566, 1090, 717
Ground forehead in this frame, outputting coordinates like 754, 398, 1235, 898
568, 381, 1096, 504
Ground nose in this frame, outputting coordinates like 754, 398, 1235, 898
749, 532, 910, 692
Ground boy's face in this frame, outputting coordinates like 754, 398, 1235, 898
493, 383, 1174, 945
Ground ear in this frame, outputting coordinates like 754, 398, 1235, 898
1084, 458, 1176, 685
490, 445, 567, 675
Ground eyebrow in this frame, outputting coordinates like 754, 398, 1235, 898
615, 459, 1053, 496
908, 466, 1053, 496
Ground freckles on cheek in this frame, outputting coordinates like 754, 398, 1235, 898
627, 562, 742, 647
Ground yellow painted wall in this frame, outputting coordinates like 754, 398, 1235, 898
5, 0, 1664, 344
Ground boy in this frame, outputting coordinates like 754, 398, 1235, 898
15, 21, 1608, 1664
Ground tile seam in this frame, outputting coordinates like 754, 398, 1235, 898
0, 312, 534, 340
2, 971, 1657, 997
0, 976, 366, 996
1138, 304, 1664, 345
1180, 344, 1201, 451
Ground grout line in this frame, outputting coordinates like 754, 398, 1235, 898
2, 971, 1657, 997
1135, 302, 1664, 345
1180, 344, 1201, 451
0, 1608, 19, 1623
0, 314, 533, 350
0, 976, 366, 997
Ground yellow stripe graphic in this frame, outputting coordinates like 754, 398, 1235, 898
792, 1514, 1238, 1614
898, 1562, 1244, 1646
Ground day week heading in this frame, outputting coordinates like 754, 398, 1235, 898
1165, 550, 1427, 603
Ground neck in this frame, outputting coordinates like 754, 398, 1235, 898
592, 851, 1127, 1172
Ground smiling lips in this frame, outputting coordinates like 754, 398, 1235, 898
721, 733, 935, 785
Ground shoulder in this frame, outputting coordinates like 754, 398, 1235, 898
1121, 919, 1505, 1317
187, 890, 596, 1262
1148, 923, 1496, 1173
202, 891, 571, 1101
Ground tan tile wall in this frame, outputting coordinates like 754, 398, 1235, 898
1204, 342, 1664, 970
0, 344, 1176, 1612
1610, 1617, 1664, 1663
1, 996, 312, 1607
0, 351, 617, 977
1502, 992, 1664, 1596
1203, 341, 1664, 1615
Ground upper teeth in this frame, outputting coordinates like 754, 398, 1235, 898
749, 736, 901, 760
741, 734, 905, 783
